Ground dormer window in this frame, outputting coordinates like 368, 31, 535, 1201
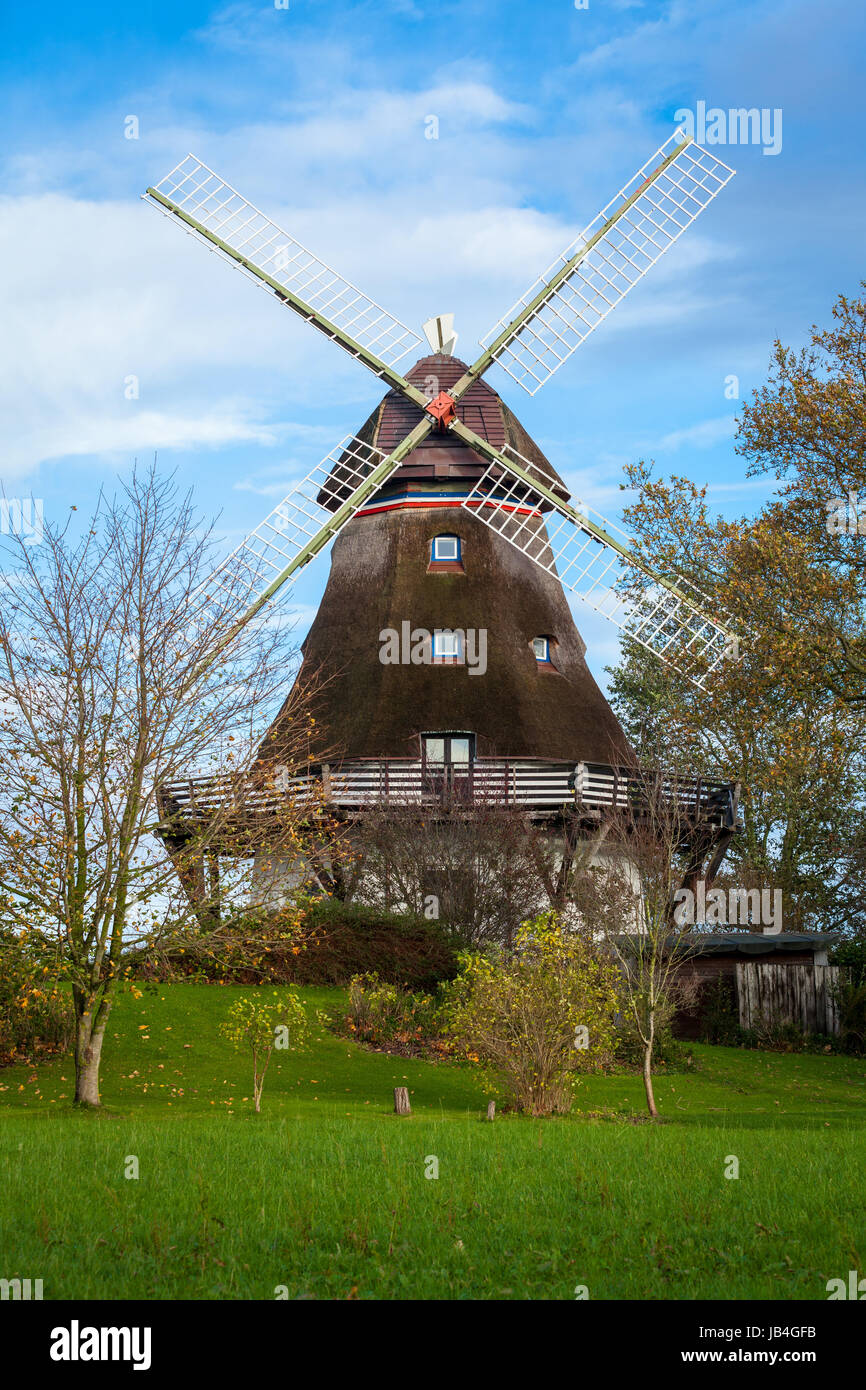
432, 534, 460, 561
532, 636, 551, 663
433, 629, 463, 663
428, 533, 464, 573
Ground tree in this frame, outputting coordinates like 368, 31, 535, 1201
608, 628, 866, 935
0, 466, 305, 1106
219, 990, 311, 1112
442, 911, 621, 1116
736, 284, 866, 710
605, 288, 866, 935
350, 793, 553, 949
573, 783, 703, 1118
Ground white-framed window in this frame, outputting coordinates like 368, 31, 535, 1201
432, 534, 460, 562
532, 636, 551, 662
433, 629, 463, 661
421, 732, 475, 766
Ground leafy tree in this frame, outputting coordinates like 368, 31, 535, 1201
736, 284, 866, 709
606, 287, 866, 935
442, 912, 621, 1116
219, 990, 311, 1111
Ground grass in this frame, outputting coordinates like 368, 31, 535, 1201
1, 983, 864, 1300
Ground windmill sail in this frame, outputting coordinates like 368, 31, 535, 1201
479, 132, 735, 395
143, 155, 423, 376
188, 434, 393, 638
461, 446, 734, 687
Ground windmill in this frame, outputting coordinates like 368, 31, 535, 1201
146, 129, 741, 911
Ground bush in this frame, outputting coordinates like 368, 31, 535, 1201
441, 912, 622, 1116
835, 978, 866, 1055
132, 898, 458, 991
615, 1013, 696, 1070
345, 973, 445, 1055
0, 928, 74, 1064
831, 938, 866, 987
697, 976, 743, 1046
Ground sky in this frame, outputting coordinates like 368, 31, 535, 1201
1, 0, 864, 686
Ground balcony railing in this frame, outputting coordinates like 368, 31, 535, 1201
156, 758, 738, 831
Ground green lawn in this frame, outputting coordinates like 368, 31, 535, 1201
1, 983, 864, 1300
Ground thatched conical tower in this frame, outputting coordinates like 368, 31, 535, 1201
258, 354, 631, 771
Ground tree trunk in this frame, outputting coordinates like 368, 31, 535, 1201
74, 1015, 107, 1106
642, 1039, 658, 1118
394, 1086, 411, 1115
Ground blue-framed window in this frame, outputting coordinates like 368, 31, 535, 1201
433, 629, 463, 662
532, 636, 551, 663
431, 534, 461, 563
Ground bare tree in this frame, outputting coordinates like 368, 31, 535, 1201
352, 793, 552, 948
0, 466, 310, 1106
572, 779, 705, 1118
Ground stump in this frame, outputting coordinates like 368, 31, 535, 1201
394, 1086, 411, 1116
486, 1100, 496, 1122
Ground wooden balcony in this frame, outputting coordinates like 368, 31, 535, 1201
155, 757, 738, 840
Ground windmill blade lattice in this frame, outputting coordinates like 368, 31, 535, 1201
462, 447, 733, 686
479, 133, 735, 395
144, 155, 424, 371
188, 434, 390, 633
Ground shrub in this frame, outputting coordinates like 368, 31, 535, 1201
616, 1012, 696, 1070
129, 901, 310, 985
835, 978, 866, 1055
831, 939, 866, 987
0, 928, 73, 1064
132, 898, 457, 991
697, 976, 743, 1046
345, 972, 444, 1054
441, 912, 622, 1116
751, 1016, 809, 1051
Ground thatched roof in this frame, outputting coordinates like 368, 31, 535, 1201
319, 354, 571, 509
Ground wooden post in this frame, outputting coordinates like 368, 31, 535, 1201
394, 1087, 411, 1115
486, 1100, 496, 1122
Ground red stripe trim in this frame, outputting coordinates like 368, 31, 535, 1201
359, 498, 541, 518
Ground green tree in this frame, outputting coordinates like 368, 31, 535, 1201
442, 912, 621, 1116
606, 287, 866, 935
219, 990, 311, 1112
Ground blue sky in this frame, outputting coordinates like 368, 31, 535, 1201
1, 0, 864, 685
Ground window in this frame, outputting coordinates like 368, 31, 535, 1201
432, 534, 460, 562
532, 636, 551, 662
432, 629, 463, 662
421, 733, 475, 798
421, 732, 475, 767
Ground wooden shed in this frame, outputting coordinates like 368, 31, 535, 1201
673, 932, 842, 1038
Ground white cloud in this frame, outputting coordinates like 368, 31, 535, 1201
655, 415, 737, 452
0, 52, 744, 493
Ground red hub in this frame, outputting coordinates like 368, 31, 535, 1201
425, 390, 458, 430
